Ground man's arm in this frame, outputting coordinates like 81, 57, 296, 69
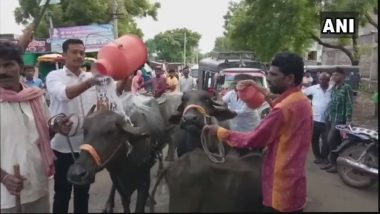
302, 85, 314, 96
46, 72, 95, 102
218, 108, 284, 148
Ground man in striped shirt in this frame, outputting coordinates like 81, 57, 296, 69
321, 67, 354, 173
205, 52, 313, 212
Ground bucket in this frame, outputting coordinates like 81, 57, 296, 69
96, 35, 148, 80
237, 85, 265, 109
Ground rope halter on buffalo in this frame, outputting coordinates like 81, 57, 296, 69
182, 104, 226, 163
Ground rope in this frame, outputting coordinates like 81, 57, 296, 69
48, 113, 81, 162
201, 122, 226, 163
183, 105, 226, 164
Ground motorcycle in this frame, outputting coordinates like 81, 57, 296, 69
333, 124, 378, 189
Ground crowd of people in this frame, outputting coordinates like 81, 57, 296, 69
0, 33, 198, 213
0, 30, 356, 213
302, 68, 354, 173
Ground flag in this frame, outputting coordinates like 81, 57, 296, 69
39, 0, 61, 6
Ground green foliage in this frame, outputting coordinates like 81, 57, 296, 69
14, 0, 160, 38
219, 0, 378, 64
147, 28, 201, 62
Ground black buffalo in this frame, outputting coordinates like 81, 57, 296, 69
150, 90, 265, 212
67, 94, 168, 213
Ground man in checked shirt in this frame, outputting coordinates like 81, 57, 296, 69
321, 67, 354, 173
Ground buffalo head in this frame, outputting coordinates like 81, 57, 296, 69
169, 90, 237, 132
67, 109, 149, 185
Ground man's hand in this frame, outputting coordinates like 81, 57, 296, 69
2, 174, 26, 196
57, 116, 73, 135
84, 77, 103, 89
203, 125, 221, 141
236, 80, 269, 96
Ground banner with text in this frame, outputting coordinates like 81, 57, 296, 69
51, 24, 115, 53
26, 38, 51, 53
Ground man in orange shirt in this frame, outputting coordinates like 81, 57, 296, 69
205, 52, 313, 212
166, 69, 179, 93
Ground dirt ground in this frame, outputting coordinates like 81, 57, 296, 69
48, 91, 378, 212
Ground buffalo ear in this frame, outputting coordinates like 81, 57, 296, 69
211, 106, 237, 121
210, 98, 224, 106
169, 113, 182, 124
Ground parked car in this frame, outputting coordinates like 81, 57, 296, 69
198, 51, 265, 90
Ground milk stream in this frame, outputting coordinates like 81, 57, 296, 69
94, 76, 133, 126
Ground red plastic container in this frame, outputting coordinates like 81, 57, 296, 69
237, 85, 265, 109
96, 34, 148, 80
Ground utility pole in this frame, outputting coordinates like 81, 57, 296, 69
183, 31, 187, 65
196, 48, 199, 64
112, 0, 119, 39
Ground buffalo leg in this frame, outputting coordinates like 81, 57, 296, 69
165, 134, 176, 161
103, 184, 116, 213
112, 178, 133, 213
135, 172, 151, 212
119, 188, 133, 213
156, 153, 164, 177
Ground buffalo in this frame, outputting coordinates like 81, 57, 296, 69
67, 93, 168, 213
150, 90, 265, 212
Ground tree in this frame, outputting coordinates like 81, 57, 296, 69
148, 28, 201, 62
213, 36, 233, 51
223, 0, 378, 65
14, 0, 161, 38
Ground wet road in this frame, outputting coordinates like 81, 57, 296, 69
48, 146, 378, 213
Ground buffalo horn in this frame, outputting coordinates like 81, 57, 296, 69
86, 104, 97, 116
121, 121, 148, 136
210, 98, 224, 107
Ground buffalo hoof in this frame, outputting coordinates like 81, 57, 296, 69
145, 196, 157, 207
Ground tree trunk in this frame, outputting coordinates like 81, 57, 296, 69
310, 33, 359, 65
351, 34, 360, 66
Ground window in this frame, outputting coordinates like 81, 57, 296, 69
308, 51, 317, 60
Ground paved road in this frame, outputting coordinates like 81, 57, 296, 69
48, 147, 378, 212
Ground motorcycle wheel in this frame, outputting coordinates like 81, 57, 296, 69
337, 143, 378, 189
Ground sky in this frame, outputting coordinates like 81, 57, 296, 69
0, 0, 238, 53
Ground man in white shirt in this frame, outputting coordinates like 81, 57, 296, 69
302, 72, 332, 165
179, 66, 196, 92
46, 39, 101, 213
47, 39, 129, 213
0, 39, 70, 212
222, 74, 261, 156
302, 71, 314, 89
